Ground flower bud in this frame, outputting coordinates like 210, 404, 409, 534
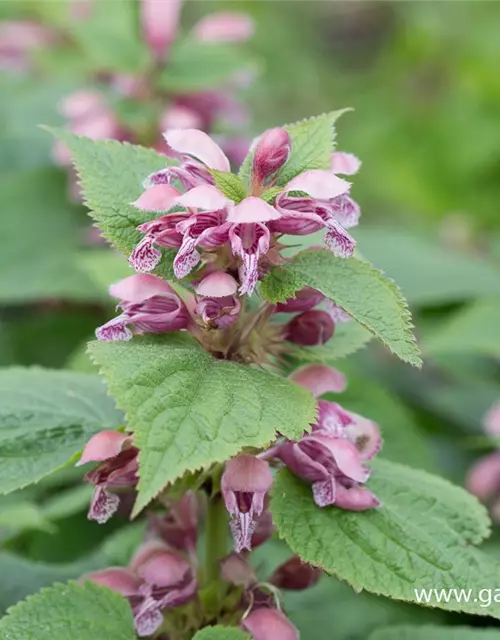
252, 127, 291, 185
285, 310, 334, 346
270, 556, 321, 591
220, 553, 257, 588
242, 608, 299, 640
276, 287, 324, 313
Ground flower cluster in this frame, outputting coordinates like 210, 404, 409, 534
76, 121, 382, 639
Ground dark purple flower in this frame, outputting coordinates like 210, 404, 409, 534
284, 309, 334, 346
270, 556, 321, 591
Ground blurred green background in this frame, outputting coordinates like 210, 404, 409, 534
1, 1, 500, 634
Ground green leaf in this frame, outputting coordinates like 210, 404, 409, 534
159, 39, 257, 93
288, 321, 373, 362
209, 170, 248, 204
0, 551, 106, 615
77, 250, 134, 295
270, 460, 500, 618
44, 128, 178, 280
88, 334, 316, 515
424, 299, 500, 357
355, 228, 500, 306
0, 368, 123, 494
261, 250, 421, 367
0, 501, 54, 539
0, 581, 135, 640
369, 627, 500, 640
261, 186, 284, 203
193, 626, 249, 640
252, 540, 443, 640
239, 110, 350, 186
70, 0, 150, 73
0, 168, 101, 304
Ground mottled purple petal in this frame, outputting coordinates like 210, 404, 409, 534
312, 478, 336, 507
88, 486, 120, 524
129, 236, 162, 273
324, 220, 356, 258
173, 237, 201, 279
330, 194, 361, 229
95, 315, 132, 342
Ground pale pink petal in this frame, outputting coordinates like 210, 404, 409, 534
176, 185, 232, 210
290, 364, 347, 397
140, 0, 181, 60
316, 400, 354, 435
77, 430, 132, 466
286, 170, 350, 200
322, 437, 371, 483
131, 184, 181, 212
85, 567, 141, 597
164, 129, 230, 172
334, 482, 381, 511
227, 196, 280, 223
193, 12, 254, 43
109, 273, 174, 304
242, 608, 299, 640
331, 152, 361, 176
331, 195, 361, 229
195, 271, 238, 297
160, 104, 203, 131
222, 455, 273, 494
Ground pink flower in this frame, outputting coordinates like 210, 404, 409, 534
252, 127, 291, 186
284, 309, 335, 346
241, 608, 299, 640
331, 152, 361, 176
195, 272, 241, 328
192, 12, 255, 43
95, 274, 191, 341
221, 455, 273, 552
78, 432, 139, 524
85, 542, 196, 637
140, 0, 182, 60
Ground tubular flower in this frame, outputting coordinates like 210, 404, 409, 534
95, 274, 191, 341
85, 541, 196, 637
77, 431, 139, 524
221, 455, 273, 552
274, 365, 382, 511
130, 127, 361, 295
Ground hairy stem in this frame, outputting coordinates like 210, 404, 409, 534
204, 494, 229, 585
